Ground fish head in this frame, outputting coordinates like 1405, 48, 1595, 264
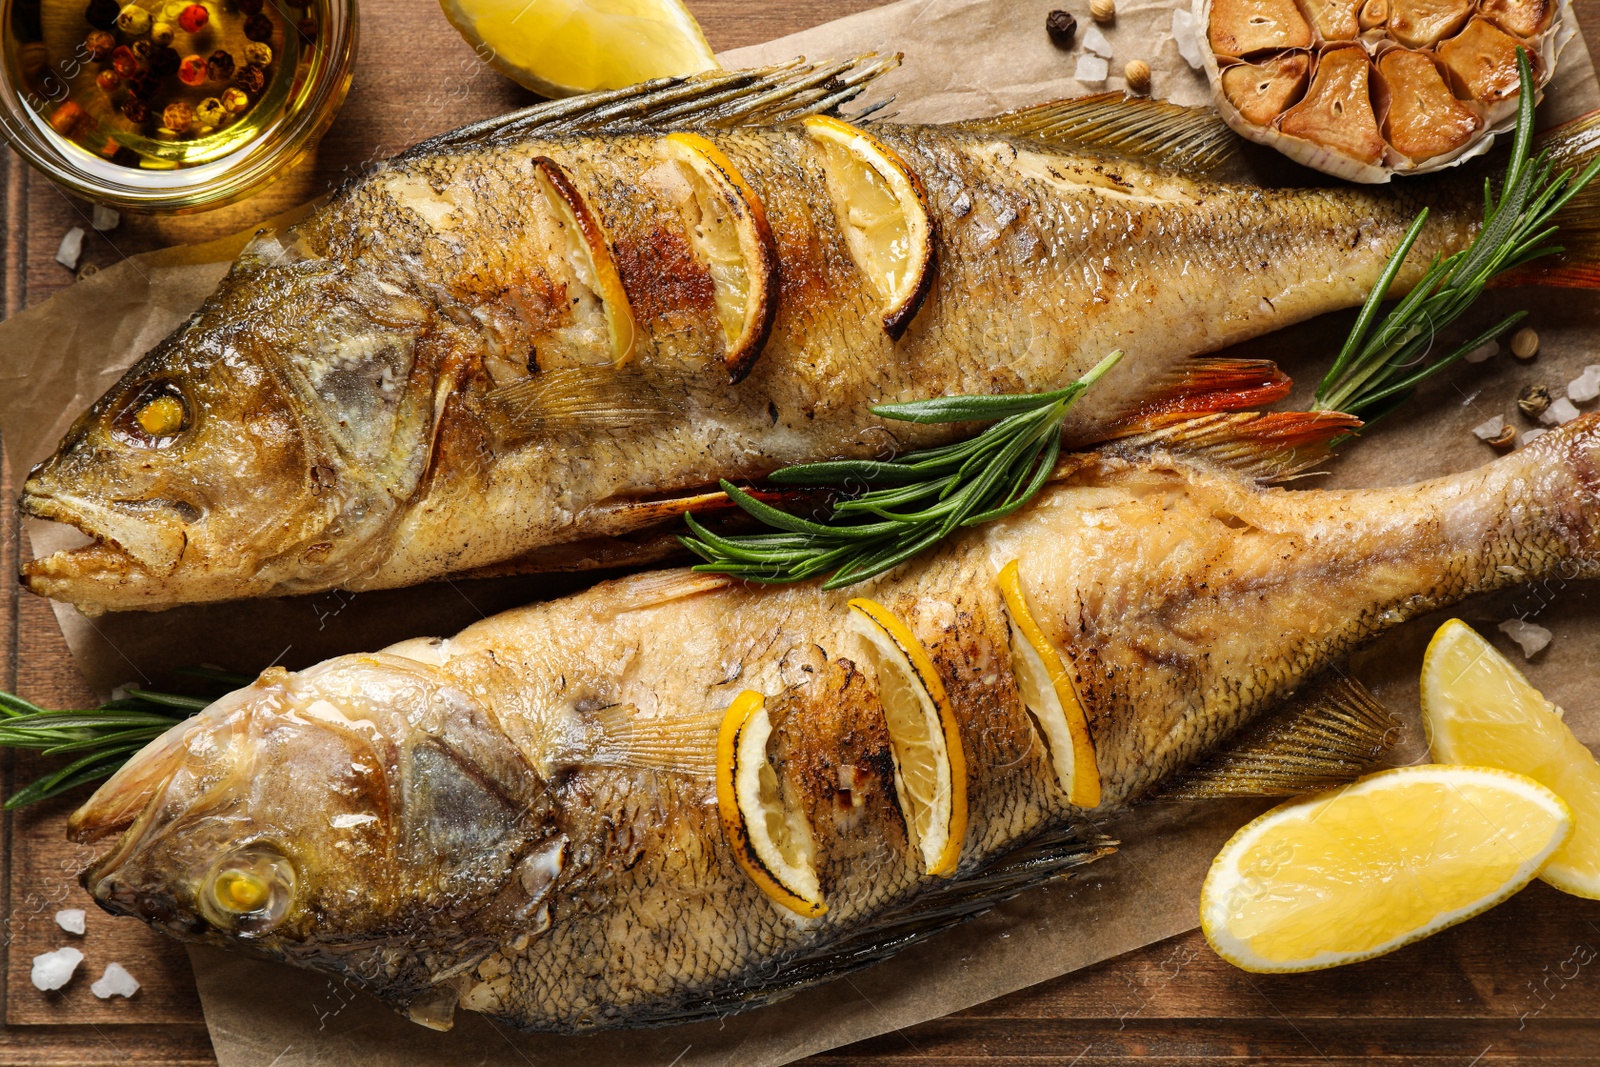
19, 248, 440, 612
71, 653, 556, 999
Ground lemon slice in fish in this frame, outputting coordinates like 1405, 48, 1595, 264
1201, 765, 1571, 973
438, 0, 718, 98
533, 156, 636, 367
847, 598, 967, 877
802, 116, 934, 340
1422, 619, 1600, 899
662, 133, 778, 383
715, 690, 827, 918
996, 560, 1101, 809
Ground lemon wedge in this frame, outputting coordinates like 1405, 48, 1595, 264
439, 0, 718, 98
1201, 765, 1571, 973
715, 690, 827, 918
1422, 619, 1600, 899
533, 156, 636, 367
848, 597, 967, 876
802, 116, 935, 339
996, 560, 1101, 808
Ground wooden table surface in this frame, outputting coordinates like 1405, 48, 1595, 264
5, 0, 1600, 1063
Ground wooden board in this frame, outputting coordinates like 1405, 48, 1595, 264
3, 0, 1600, 1061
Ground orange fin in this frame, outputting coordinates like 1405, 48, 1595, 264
1492, 109, 1600, 290
1127, 358, 1294, 423
1101, 409, 1362, 482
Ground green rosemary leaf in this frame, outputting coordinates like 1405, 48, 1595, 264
5, 748, 143, 810
683, 351, 1122, 588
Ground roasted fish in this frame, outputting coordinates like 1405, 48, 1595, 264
20, 59, 1600, 614
69, 414, 1600, 1032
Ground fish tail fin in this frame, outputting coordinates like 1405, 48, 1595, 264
1101, 409, 1362, 483
1495, 109, 1600, 289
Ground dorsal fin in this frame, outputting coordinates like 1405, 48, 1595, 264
416, 56, 901, 153
948, 94, 1242, 176
1161, 672, 1400, 799
1099, 409, 1363, 483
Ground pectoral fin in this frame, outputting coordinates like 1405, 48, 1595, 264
1161, 672, 1400, 799
1101, 409, 1363, 483
483, 366, 683, 439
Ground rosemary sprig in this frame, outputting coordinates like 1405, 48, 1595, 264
1314, 49, 1600, 421
682, 351, 1123, 588
0, 667, 244, 808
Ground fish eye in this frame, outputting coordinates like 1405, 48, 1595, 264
200, 846, 294, 934
113, 381, 190, 448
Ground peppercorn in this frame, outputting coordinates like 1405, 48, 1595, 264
148, 42, 178, 76
233, 62, 264, 93
120, 96, 149, 123
95, 68, 120, 92
1518, 384, 1552, 420
242, 40, 270, 65
1510, 327, 1540, 361
177, 52, 206, 85
220, 85, 248, 112
195, 95, 226, 126
176, 2, 207, 32
48, 100, 87, 136
84, 0, 120, 29
127, 69, 159, 97
1045, 9, 1077, 47
130, 38, 151, 60
116, 4, 151, 35
161, 99, 193, 133
235, 0, 262, 13
1124, 59, 1151, 93
150, 20, 173, 44
83, 29, 114, 61
205, 47, 234, 80
110, 44, 138, 76
242, 11, 271, 40
296, 15, 315, 37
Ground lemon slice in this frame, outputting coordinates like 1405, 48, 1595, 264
847, 597, 967, 876
715, 690, 827, 918
1422, 619, 1600, 899
996, 560, 1101, 809
533, 156, 636, 367
802, 116, 934, 339
1202, 765, 1572, 973
438, 0, 718, 98
661, 133, 778, 383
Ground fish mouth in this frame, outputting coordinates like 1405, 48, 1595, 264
19, 485, 189, 591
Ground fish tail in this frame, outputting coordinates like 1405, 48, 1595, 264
1495, 109, 1600, 289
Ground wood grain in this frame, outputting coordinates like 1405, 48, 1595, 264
3, 0, 1600, 1062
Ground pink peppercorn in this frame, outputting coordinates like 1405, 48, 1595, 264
176, 3, 207, 32
95, 69, 120, 92
110, 44, 138, 77
177, 53, 206, 85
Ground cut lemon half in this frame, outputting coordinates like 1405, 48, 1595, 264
438, 0, 718, 98
715, 690, 827, 918
1201, 764, 1572, 973
996, 560, 1101, 809
1422, 619, 1600, 899
847, 597, 967, 876
802, 116, 934, 339
661, 133, 778, 383
533, 156, 636, 367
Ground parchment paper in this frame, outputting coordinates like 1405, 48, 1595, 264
2, 1, 1599, 1064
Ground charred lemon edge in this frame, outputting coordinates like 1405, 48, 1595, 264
662, 132, 779, 384
996, 560, 1101, 809
1199, 764, 1573, 973
715, 690, 828, 918
846, 597, 968, 877
532, 156, 637, 367
801, 115, 935, 340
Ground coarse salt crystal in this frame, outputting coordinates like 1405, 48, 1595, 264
90, 205, 120, 232
1471, 414, 1506, 441
90, 962, 140, 999
31, 947, 83, 991
1541, 396, 1581, 426
1568, 366, 1600, 403
1075, 54, 1109, 83
1463, 341, 1498, 364
55, 227, 84, 271
1519, 428, 1548, 446
1082, 25, 1114, 57
1171, 9, 1204, 68
55, 909, 85, 936
1499, 617, 1552, 659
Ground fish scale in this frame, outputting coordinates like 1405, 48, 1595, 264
69, 416, 1600, 1031
19, 58, 1539, 614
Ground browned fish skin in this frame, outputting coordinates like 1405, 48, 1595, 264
18, 65, 1485, 614
71, 418, 1600, 1032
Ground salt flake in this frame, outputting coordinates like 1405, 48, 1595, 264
1471, 414, 1506, 441
91, 963, 140, 999
55, 227, 84, 271
91, 205, 120, 232
1541, 396, 1581, 426
1075, 54, 1109, 83
1520, 428, 1548, 446
1171, 9, 1204, 69
1499, 618, 1552, 659
1082, 25, 1114, 58
31, 947, 83, 991
1568, 366, 1600, 403
55, 909, 85, 936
